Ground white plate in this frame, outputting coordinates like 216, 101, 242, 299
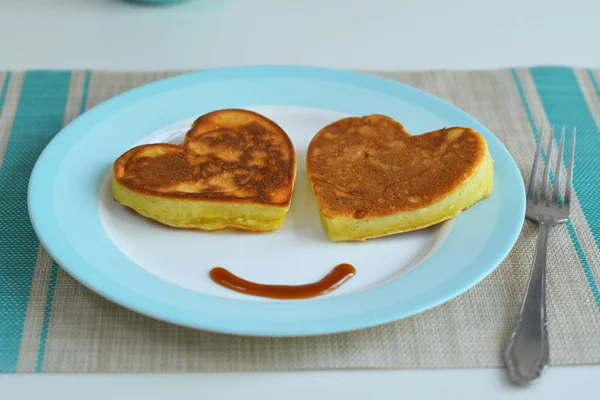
28, 66, 525, 336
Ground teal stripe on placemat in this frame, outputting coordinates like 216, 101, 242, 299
512, 67, 600, 308
35, 70, 91, 372
0, 72, 10, 114
79, 70, 91, 114
0, 71, 71, 373
588, 69, 600, 96
531, 67, 600, 248
35, 262, 58, 372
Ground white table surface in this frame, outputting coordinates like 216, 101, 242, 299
2, 0, 600, 398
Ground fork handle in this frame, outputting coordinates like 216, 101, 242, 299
504, 221, 551, 385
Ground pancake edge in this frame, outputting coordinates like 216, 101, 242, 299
310, 144, 494, 242
111, 171, 292, 232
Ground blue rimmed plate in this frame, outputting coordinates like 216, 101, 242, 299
28, 66, 525, 336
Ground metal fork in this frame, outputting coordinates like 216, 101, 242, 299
504, 125, 576, 385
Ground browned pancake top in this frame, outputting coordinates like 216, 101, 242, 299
306, 115, 487, 219
114, 109, 296, 206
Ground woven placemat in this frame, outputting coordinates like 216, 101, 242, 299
1, 67, 599, 373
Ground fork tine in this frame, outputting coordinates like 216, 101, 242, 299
552, 126, 565, 204
528, 125, 544, 199
564, 127, 576, 207
540, 125, 554, 205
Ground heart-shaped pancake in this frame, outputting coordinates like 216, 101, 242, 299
112, 109, 296, 232
306, 115, 493, 241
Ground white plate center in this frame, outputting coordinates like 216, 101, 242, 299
99, 106, 452, 301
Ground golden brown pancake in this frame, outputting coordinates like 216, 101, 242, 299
112, 109, 297, 232
306, 114, 493, 241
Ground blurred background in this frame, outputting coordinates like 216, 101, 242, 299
1, 0, 598, 71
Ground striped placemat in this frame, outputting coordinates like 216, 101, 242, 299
1, 67, 599, 373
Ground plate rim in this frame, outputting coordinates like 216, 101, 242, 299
28, 65, 526, 336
